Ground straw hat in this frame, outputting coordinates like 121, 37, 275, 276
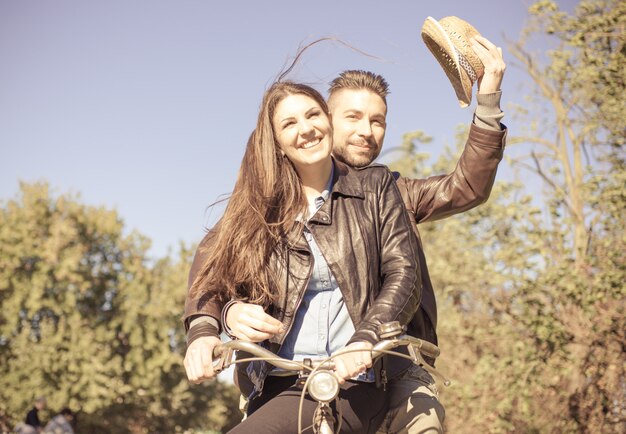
421, 16, 484, 108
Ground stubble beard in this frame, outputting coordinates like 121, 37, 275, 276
333, 143, 379, 168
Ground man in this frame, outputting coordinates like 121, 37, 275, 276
24, 396, 47, 433
184, 35, 506, 433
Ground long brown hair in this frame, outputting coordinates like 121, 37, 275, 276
191, 82, 330, 306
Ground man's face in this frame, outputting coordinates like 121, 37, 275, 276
329, 89, 387, 168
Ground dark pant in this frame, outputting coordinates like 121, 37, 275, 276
228, 376, 389, 434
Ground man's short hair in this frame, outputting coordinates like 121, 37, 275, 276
328, 70, 390, 104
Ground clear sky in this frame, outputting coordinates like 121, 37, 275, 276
0, 0, 563, 258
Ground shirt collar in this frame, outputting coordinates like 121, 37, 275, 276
318, 162, 335, 203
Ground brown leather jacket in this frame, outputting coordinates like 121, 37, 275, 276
183, 123, 506, 388
185, 162, 423, 392
184, 123, 505, 329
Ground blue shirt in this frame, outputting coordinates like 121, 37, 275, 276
277, 164, 374, 382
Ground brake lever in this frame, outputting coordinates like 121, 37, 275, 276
407, 343, 451, 387
212, 346, 234, 375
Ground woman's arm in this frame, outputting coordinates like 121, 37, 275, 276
333, 166, 421, 382
349, 166, 422, 345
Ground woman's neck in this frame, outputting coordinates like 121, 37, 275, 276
298, 158, 333, 203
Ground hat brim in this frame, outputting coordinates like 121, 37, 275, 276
421, 16, 473, 108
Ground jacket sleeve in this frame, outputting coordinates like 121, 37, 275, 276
398, 123, 507, 224
348, 167, 422, 345
182, 228, 224, 334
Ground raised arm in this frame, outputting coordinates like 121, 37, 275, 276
398, 35, 507, 223
397, 122, 506, 223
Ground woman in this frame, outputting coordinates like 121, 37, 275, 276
187, 82, 421, 433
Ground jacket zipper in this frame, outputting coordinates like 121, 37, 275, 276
277, 236, 314, 346
255, 228, 314, 395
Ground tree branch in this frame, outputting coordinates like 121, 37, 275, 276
508, 136, 560, 154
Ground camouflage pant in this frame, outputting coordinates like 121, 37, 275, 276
377, 365, 445, 434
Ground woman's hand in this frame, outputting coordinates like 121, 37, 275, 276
471, 35, 506, 94
226, 302, 284, 342
332, 341, 373, 384
184, 335, 222, 384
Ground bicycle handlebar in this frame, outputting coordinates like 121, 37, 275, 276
213, 340, 310, 371
212, 333, 441, 374
209, 323, 449, 434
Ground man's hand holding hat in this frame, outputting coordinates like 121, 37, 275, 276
422, 16, 506, 107
471, 35, 505, 95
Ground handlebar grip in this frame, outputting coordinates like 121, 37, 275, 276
419, 340, 440, 359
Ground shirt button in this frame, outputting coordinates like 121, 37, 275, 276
322, 304, 327, 309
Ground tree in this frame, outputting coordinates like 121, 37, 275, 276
0, 182, 239, 433
390, 122, 624, 432
505, 1, 625, 431
507, 0, 625, 265
389, 3, 626, 419
388, 128, 553, 432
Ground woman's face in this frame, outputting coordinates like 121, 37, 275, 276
272, 94, 332, 171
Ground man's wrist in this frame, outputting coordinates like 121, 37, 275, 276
476, 91, 502, 111
189, 315, 220, 331
474, 91, 503, 131
186, 321, 219, 347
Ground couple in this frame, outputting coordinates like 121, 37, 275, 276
184, 32, 506, 433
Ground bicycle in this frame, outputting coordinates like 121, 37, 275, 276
211, 321, 450, 434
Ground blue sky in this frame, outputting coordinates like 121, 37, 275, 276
0, 0, 562, 258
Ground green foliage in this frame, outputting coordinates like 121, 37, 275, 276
0, 182, 239, 433
390, 121, 624, 432
1, 2, 624, 433
527, 0, 626, 148
392, 3, 625, 423
383, 131, 434, 178
508, 0, 626, 266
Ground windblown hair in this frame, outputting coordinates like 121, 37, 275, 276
328, 70, 390, 105
191, 82, 329, 306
